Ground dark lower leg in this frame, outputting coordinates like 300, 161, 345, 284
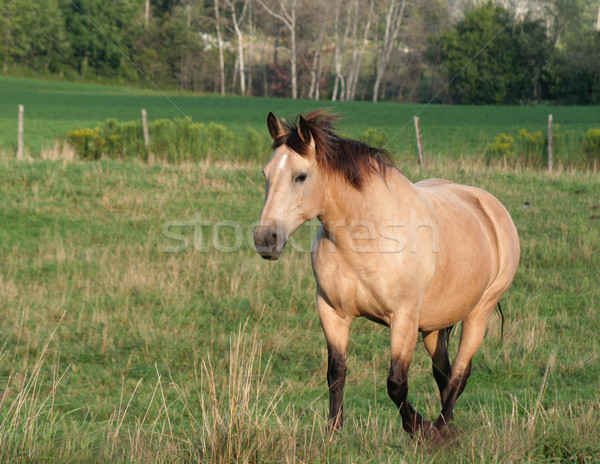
433, 333, 452, 402
387, 358, 427, 435
434, 309, 493, 431
433, 360, 451, 399
434, 362, 471, 429
327, 345, 347, 431
422, 330, 452, 406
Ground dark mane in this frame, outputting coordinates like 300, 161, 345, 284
271, 109, 392, 189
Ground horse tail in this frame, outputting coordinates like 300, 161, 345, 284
444, 325, 455, 347
445, 301, 504, 346
496, 301, 505, 342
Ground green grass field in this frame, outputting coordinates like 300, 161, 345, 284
1, 76, 599, 164
1, 149, 599, 461
0, 76, 599, 462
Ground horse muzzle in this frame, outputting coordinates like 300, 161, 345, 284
254, 225, 287, 260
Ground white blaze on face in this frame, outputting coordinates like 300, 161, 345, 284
277, 153, 288, 171
265, 152, 291, 227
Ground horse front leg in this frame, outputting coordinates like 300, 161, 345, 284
317, 293, 352, 432
388, 317, 430, 436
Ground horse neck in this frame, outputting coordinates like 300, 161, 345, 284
317, 169, 414, 233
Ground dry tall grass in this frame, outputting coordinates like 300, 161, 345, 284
2, 321, 598, 463
0, 156, 598, 462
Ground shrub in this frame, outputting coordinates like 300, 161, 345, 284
64, 117, 241, 163
150, 118, 176, 160
67, 128, 105, 160
360, 127, 388, 149
517, 128, 544, 154
517, 128, 545, 165
205, 122, 233, 158
241, 127, 271, 162
583, 128, 600, 158
485, 133, 514, 161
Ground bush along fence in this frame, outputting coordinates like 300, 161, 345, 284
485, 122, 600, 169
10, 105, 600, 169
65, 115, 598, 169
66, 115, 272, 164
63, 114, 408, 166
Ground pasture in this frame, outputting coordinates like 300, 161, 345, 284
1, 153, 599, 462
0, 77, 599, 462
1, 76, 600, 163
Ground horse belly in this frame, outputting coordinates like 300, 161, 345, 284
418, 277, 489, 331
418, 224, 496, 331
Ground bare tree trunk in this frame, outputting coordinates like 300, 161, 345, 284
273, 20, 279, 65
144, 0, 150, 27
181, 3, 191, 90
227, 0, 251, 96
332, 1, 353, 101
233, 17, 245, 96
257, 0, 298, 99
347, 0, 373, 101
308, 46, 320, 99
290, 10, 297, 99
215, 0, 226, 95
260, 33, 269, 96
342, 0, 359, 101
247, 5, 255, 95
314, 49, 323, 100
372, 0, 407, 102
307, 4, 328, 100
232, 56, 239, 90
331, 4, 340, 100
308, 26, 326, 100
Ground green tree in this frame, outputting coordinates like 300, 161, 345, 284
58, 0, 143, 79
0, 0, 69, 73
539, 0, 595, 46
545, 31, 600, 104
430, 2, 549, 104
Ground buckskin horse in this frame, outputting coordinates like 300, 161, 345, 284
254, 110, 519, 437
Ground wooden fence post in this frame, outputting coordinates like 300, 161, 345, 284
141, 109, 154, 164
17, 105, 24, 160
144, 0, 150, 28
414, 116, 426, 166
547, 114, 553, 172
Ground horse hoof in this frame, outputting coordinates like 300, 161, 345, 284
409, 420, 434, 441
428, 427, 448, 444
429, 422, 458, 443
412, 420, 455, 443
421, 420, 435, 436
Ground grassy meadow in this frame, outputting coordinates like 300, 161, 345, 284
0, 76, 599, 462
1, 75, 600, 164
0, 152, 599, 462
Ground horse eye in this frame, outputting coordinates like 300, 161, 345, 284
295, 173, 307, 183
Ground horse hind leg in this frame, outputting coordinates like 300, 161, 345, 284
433, 299, 497, 431
422, 329, 452, 405
388, 317, 431, 436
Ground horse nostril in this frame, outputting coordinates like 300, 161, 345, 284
267, 233, 277, 247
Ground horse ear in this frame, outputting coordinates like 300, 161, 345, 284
267, 112, 285, 140
298, 116, 313, 146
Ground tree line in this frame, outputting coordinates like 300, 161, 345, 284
1, 0, 599, 104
